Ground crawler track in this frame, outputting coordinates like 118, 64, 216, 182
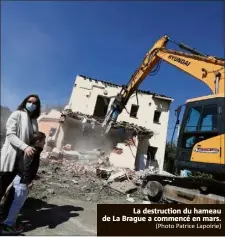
142, 174, 225, 197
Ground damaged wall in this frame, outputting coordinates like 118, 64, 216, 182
38, 109, 143, 170
39, 75, 173, 172
59, 117, 139, 170
60, 117, 114, 153
38, 110, 63, 148
108, 130, 138, 170
38, 110, 159, 171
66, 75, 173, 171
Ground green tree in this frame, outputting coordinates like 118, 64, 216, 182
163, 141, 177, 173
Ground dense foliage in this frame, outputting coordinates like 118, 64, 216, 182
163, 141, 177, 173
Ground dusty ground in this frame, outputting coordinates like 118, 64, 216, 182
18, 196, 97, 235
12, 161, 148, 235
29, 161, 145, 204
0, 145, 152, 235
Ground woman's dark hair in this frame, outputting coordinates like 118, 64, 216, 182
17, 94, 41, 119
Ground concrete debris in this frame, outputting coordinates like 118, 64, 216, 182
51, 147, 63, 159
143, 195, 150, 201
62, 144, 72, 150
62, 110, 154, 137
62, 150, 80, 160
79, 149, 101, 156
98, 157, 110, 167
62, 184, 70, 189
79, 149, 105, 162
158, 170, 175, 177
135, 166, 159, 179
86, 197, 91, 202
50, 159, 63, 165
49, 182, 67, 188
96, 168, 114, 180
126, 197, 135, 203
45, 145, 54, 152
46, 188, 55, 195
107, 171, 127, 183
40, 151, 50, 159
126, 195, 135, 202
142, 201, 151, 204
72, 179, 79, 185
109, 181, 137, 194
38, 145, 165, 204
91, 119, 96, 130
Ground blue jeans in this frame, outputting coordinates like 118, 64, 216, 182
4, 175, 29, 227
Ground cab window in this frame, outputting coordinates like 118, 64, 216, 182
184, 105, 217, 132
199, 105, 217, 131
184, 107, 201, 132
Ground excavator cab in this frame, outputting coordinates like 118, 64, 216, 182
101, 34, 225, 182
175, 95, 225, 179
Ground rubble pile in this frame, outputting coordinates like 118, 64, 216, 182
30, 146, 161, 204
62, 110, 154, 137
135, 166, 159, 179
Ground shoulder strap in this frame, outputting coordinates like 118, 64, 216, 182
15, 111, 23, 156
16, 111, 22, 137
30, 118, 35, 135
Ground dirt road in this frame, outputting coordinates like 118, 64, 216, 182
19, 196, 97, 236
13, 153, 147, 235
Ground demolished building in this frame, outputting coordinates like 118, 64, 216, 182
38, 75, 173, 172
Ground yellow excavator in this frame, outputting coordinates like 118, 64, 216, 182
101, 35, 225, 201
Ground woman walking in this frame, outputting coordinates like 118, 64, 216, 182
0, 94, 41, 228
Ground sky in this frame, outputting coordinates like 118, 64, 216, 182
1, 1, 224, 141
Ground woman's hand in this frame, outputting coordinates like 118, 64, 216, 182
24, 146, 36, 157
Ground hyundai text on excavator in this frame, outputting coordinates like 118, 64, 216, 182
101, 35, 225, 203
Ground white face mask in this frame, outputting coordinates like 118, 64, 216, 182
26, 102, 36, 112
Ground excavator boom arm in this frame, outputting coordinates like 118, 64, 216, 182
152, 49, 224, 94
124, 42, 224, 102
102, 35, 225, 133
122, 35, 169, 103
